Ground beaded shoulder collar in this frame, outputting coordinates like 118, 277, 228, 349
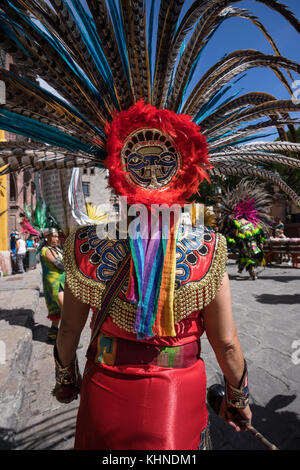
63, 225, 227, 332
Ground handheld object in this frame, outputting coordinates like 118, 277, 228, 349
207, 384, 279, 451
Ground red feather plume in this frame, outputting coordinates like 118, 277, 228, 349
105, 100, 211, 206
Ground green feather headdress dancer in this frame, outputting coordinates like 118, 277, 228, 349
214, 177, 273, 236
0, 0, 299, 207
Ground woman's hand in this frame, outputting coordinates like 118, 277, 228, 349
219, 396, 252, 432
52, 380, 81, 404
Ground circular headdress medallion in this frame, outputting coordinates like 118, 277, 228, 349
121, 128, 181, 190
105, 100, 211, 206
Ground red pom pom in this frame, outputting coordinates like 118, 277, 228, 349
105, 100, 211, 206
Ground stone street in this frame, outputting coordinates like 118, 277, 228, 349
0, 258, 299, 450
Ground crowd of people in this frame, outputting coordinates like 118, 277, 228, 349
10, 232, 40, 274
211, 201, 295, 278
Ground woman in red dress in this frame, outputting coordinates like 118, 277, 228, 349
52, 103, 251, 450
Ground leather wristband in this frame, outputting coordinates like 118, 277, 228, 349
224, 360, 249, 409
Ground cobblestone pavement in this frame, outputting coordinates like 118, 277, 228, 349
0, 259, 299, 450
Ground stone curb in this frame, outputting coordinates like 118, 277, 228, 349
0, 269, 42, 448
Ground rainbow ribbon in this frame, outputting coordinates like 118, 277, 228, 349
126, 210, 180, 339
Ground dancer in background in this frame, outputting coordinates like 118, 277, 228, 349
215, 179, 271, 280
230, 213, 267, 280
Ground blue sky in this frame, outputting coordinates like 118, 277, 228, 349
180, 0, 300, 102
44, 0, 300, 139
55, 1, 300, 103
166, 0, 300, 142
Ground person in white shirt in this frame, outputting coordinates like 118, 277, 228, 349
15, 235, 27, 273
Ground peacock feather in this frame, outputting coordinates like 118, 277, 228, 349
0, 0, 299, 204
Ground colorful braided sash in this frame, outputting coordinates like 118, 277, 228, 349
126, 210, 180, 339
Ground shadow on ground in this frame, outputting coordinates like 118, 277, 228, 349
0, 307, 50, 344
210, 393, 300, 450
229, 273, 300, 283
1, 395, 298, 450
255, 294, 300, 305
14, 407, 77, 450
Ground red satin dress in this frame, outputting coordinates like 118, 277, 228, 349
63, 225, 227, 450
75, 315, 207, 450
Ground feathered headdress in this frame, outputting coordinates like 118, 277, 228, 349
0, 0, 300, 337
0, 0, 299, 206
215, 178, 273, 235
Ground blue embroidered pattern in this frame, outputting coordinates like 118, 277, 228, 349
77, 225, 213, 288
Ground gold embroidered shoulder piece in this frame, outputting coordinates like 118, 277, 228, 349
63, 225, 228, 332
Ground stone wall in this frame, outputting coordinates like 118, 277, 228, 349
0, 251, 11, 276
81, 168, 114, 214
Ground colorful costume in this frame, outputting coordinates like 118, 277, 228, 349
228, 219, 266, 279
40, 245, 65, 321
1, 0, 300, 452
216, 178, 272, 279
20, 201, 64, 320
62, 224, 227, 449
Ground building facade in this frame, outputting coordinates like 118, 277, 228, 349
0, 53, 37, 274
81, 167, 116, 215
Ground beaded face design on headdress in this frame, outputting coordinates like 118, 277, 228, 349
121, 129, 181, 190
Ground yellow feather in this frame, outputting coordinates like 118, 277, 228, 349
86, 203, 108, 222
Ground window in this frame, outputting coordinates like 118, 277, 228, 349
23, 186, 27, 206
90, 168, 95, 175
9, 173, 16, 202
82, 182, 90, 197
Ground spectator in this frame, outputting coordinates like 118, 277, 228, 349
26, 235, 35, 248
15, 234, 27, 273
10, 233, 17, 274
39, 228, 65, 342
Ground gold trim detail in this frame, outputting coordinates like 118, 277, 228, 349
63, 228, 228, 334
63, 228, 105, 308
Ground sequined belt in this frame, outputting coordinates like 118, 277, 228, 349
88, 334, 201, 369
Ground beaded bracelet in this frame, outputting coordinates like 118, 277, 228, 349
224, 360, 249, 409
